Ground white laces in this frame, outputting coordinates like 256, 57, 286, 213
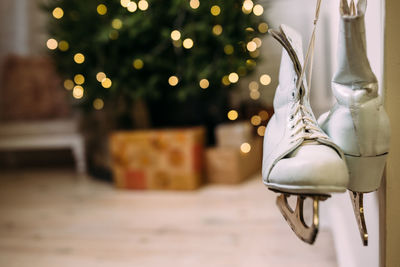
289, 100, 326, 143
288, 0, 325, 144
296, 0, 322, 93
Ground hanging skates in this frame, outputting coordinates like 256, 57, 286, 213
263, 0, 390, 245
318, 0, 390, 246
262, 24, 349, 244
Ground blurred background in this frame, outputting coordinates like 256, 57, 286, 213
0, 0, 386, 266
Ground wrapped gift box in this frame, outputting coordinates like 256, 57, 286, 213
110, 127, 205, 190
215, 122, 252, 148
205, 137, 262, 184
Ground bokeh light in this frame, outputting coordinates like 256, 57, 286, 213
93, 98, 104, 110
227, 110, 238, 120
249, 81, 259, 91
97, 4, 107, 15
138, 0, 149, 11
240, 142, 251, 153
210, 5, 221, 16
190, 0, 200, 9
199, 79, 209, 89
63, 79, 74, 90
258, 22, 269, 33
72, 85, 84, 99
243, 0, 254, 11
212, 25, 223, 35
250, 49, 260, 58
250, 90, 260, 100
259, 110, 269, 121
96, 72, 107, 82
46, 38, 58, 50
222, 75, 230, 86
101, 78, 112, 88
253, 4, 264, 16
228, 72, 239, 83
109, 30, 119, 40
224, 45, 234, 55
251, 115, 261, 126
112, 19, 123, 29
133, 59, 144, 69
120, 0, 130, 7
260, 74, 271, 85
246, 41, 257, 52
52, 7, 64, 19
257, 126, 266, 136
74, 74, 85, 85
127, 2, 137, 12
253, 37, 262, 48
58, 40, 69, 51
183, 38, 194, 49
168, 76, 179, 86
73, 53, 85, 64
171, 30, 181, 41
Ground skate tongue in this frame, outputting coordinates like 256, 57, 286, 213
270, 25, 313, 100
269, 27, 303, 77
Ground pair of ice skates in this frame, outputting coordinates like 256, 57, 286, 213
262, 0, 390, 245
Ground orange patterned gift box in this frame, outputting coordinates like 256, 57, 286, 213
110, 127, 205, 190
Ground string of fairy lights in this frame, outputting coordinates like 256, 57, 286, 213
47, 0, 272, 141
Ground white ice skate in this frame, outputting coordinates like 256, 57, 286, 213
263, 24, 349, 244
318, 0, 390, 246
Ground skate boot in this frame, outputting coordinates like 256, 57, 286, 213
318, 0, 390, 246
263, 25, 349, 244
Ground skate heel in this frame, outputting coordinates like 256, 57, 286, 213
346, 153, 388, 193
347, 153, 388, 246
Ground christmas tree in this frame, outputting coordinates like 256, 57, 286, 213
43, 0, 268, 129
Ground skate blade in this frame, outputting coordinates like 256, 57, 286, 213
349, 191, 368, 246
272, 189, 330, 244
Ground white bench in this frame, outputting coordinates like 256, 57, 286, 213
0, 119, 86, 174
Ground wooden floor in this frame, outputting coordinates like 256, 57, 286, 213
0, 169, 337, 267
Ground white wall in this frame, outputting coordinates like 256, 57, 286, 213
0, 0, 28, 83
0, 0, 47, 82
0, 0, 46, 56
0, 0, 29, 57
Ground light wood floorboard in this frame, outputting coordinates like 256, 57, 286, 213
0, 169, 337, 267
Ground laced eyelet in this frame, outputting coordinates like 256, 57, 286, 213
290, 125, 295, 129
289, 115, 294, 121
